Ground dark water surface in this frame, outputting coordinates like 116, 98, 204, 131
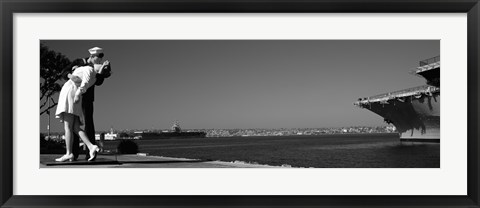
104, 133, 440, 168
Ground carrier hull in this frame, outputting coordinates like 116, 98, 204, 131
357, 91, 439, 142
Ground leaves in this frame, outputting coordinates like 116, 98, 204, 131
40, 43, 71, 115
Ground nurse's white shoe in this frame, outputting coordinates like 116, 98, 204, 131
55, 154, 73, 162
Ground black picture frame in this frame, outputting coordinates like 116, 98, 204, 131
1, 0, 479, 207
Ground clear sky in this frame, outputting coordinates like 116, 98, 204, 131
40, 40, 439, 133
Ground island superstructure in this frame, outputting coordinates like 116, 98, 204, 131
354, 56, 440, 142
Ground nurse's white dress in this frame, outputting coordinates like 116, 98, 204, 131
55, 65, 97, 125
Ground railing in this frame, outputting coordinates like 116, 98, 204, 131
356, 85, 439, 103
419, 56, 440, 67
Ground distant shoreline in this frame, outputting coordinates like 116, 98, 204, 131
205, 132, 399, 138
41, 131, 400, 138
120, 132, 401, 141
41, 126, 397, 136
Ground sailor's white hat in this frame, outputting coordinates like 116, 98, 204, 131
88, 47, 103, 55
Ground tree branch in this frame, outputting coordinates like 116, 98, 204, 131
40, 102, 58, 116
40, 92, 54, 109
40, 99, 47, 109
40, 86, 48, 101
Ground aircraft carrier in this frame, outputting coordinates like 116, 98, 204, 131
354, 56, 440, 142
133, 121, 207, 139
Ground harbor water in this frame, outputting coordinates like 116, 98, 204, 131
104, 133, 440, 168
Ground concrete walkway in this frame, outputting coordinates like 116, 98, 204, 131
40, 154, 280, 168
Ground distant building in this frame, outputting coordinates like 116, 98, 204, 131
95, 127, 118, 140
44, 134, 62, 141
104, 133, 118, 140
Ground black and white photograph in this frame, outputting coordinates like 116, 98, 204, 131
3, 0, 478, 207
40, 40, 440, 168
